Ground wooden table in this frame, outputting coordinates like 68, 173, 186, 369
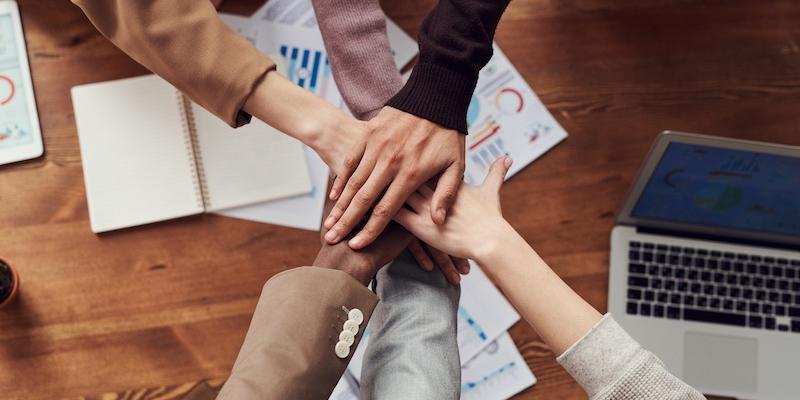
2, 0, 798, 398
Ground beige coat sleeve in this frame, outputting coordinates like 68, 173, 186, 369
217, 267, 378, 399
71, 0, 275, 127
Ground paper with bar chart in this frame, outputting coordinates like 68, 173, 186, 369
250, 22, 345, 106
277, 43, 340, 104
464, 45, 567, 185
461, 332, 537, 400
216, 21, 339, 230
458, 261, 520, 362
251, 0, 418, 69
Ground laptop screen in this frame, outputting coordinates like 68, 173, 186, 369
631, 142, 800, 237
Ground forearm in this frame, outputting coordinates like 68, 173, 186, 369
219, 267, 377, 399
312, 0, 402, 120
243, 71, 355, 148
477, 224, 602, 355
72, 0, 274, 127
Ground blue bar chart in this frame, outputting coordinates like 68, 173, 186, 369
279, 45, 335, 100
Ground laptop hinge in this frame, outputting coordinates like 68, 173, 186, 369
636, 226, 800, 252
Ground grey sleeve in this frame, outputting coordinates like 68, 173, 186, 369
359, 251, 461, 400
556, 314, 706, 400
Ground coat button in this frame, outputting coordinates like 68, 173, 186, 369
348, 308, 364, 325
334, 340, 350, 359
339, 330, 355, 346
343, 319, 359, 334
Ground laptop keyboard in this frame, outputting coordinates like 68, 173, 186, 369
626, 241, 800, 333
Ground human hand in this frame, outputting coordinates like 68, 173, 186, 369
408, 238, 469, 284
310, 116, 368, 185
393, 157, 514, 262
313, 199, 412, 286
322, 106, 466, 250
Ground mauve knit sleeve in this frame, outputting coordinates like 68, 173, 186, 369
311, 0, 404, 121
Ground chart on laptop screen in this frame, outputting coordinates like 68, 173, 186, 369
632, 143, 800, 237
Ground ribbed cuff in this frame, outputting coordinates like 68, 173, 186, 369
556, 314, 644, 397
386, 62, 476, 134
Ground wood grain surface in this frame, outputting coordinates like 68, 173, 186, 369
1, 0, 798, 399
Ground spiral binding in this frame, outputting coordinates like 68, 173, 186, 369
177, 92, 210, 210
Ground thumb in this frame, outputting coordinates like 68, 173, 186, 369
430, 163, 464, 225
483, 156, 512, 192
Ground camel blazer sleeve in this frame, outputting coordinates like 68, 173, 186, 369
71, 0, 275, 127
217, 267, 378, 400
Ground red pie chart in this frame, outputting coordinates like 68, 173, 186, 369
494, 87, 523, 114
0, 75, 14, 105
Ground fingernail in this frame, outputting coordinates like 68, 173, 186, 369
349, 235, 364, 248
452, 273, 461, 284
464, 264, 471, 274
324, 229, 339, 243
436, 208, 446, 222
424, 261, 434, 271
324, 216, 336, 229
504, 157, 513, 167
329, 190, 337, 200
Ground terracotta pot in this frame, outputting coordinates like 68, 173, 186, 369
0, 259, 19, 308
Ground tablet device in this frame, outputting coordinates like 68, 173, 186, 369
0, 1, 42, 165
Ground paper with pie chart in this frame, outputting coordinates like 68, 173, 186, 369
0, 14, 33, 149
464, 44, 568, 185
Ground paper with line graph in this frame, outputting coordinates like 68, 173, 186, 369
464, 44, 567, 185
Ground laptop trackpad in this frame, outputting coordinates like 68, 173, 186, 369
683, 331, 758, 393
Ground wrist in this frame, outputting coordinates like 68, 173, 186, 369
335, 264, 373, 286
306, 108, 356, 152
243, 71, 341, 147
313, 249, 373, 286
472, 220, 517, 265
386, 62, 477, 134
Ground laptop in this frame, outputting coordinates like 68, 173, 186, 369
608, 131, 800, 400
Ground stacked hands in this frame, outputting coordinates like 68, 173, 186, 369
248, 70, 505, 285
311, 105, 475, 285
314, 109, 514, 286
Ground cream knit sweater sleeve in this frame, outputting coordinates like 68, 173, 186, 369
557, 314, 707, 400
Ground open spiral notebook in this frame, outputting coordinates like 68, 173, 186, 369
72, 74, 311, 233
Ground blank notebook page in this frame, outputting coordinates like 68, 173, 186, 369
189, 103, 311, 212
73, 75, 203, 233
